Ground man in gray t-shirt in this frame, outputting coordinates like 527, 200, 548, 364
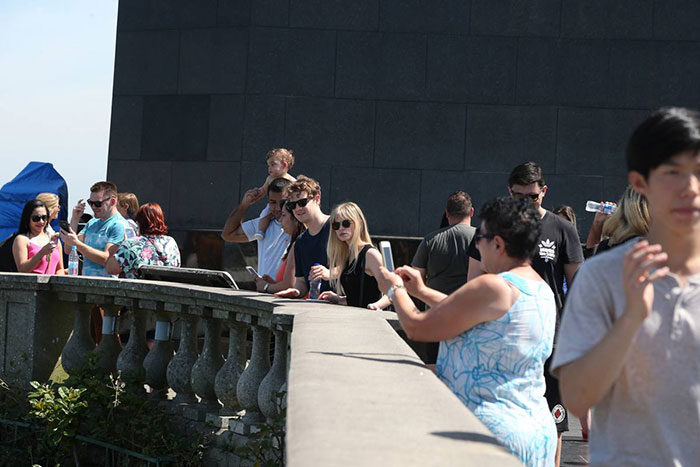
552, 107, 700, 465
411, 191, 475, 364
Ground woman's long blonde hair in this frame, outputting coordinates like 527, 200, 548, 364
602, 185, 650, 246
327, 202, 373, 295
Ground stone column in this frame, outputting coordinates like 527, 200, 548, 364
167, 314, 199, 404
190, 318, 224, 414
215, 322, 247, 415
143, 311, 174, 399
116, 310, 148, 380
61, 302, 96, 374
233, 325, 271, 432
95, 305, 122, 374
258, 329, 289, 419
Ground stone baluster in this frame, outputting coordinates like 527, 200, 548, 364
61, 302, 96, 374
94, 304, 122, 374
258, 329, 289, 420
215, 321, 247, 415
167, 313, 199, 404
190, 315, 224, 413
234, 325, 271, 431
143, 310, 174, 399
116, 305, 149, 381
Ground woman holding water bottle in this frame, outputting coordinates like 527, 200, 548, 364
12, 200, 65, 274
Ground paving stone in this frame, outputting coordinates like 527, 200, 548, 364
466, 105, 557, 173
336, 32, 426, 100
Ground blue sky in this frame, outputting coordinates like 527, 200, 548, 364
0, 0, 118, 207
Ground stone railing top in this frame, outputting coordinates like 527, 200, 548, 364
286, 308, 521, 466
0, 273, 399, 330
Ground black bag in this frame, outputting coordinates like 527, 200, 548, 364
0, 233, 18, 272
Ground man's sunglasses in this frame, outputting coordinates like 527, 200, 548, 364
31, 214, 48, 223
511, 191, 542, 201
475, 232, 495, 242
332, 220, 352, 230
286, 198, 312, 210
87, 197, 112, 208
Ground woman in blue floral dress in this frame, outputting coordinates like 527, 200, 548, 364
106, 202, 180, 278
375, 197, 557, 466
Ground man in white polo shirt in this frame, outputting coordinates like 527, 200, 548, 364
221, 178, 291, 278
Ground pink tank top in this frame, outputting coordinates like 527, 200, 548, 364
27, 241, 61, 274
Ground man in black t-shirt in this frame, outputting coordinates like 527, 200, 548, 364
466, 162, 583, 467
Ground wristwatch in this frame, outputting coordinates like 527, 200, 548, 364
387, 284, 406, 303
264, 283, 270, 292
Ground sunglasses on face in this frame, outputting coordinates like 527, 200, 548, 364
332, 219, 353, 230
475, 232, 495, 242
286, 197, 312, 210
87, 197, 112, 208
511, 191, 542, 201
31, 214, 48, 223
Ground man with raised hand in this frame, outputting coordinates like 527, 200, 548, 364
553, 108, 700, 466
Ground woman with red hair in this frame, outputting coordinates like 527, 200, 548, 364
106, 202, 181, 278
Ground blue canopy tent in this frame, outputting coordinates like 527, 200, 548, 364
0, 162, 68, 241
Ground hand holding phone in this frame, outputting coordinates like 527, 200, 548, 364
379, 241, 395, 272
246, 266, 261, 278
59, 220, 72, 233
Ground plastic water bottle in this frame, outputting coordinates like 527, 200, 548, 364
68, 246, 79, 276
585, 200, 616, 215
309, 263, 322, 299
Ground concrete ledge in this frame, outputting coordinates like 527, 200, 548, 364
286, 309, 521, 466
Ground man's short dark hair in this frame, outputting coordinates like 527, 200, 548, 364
627, 107, 700, 178
446, 191, 472, 217
508, 162, 545, 188
479, 196, 542, 260
90, 181, 118, 198
268, 177, 292, 195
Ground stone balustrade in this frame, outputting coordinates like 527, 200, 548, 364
0, 273, 520, 465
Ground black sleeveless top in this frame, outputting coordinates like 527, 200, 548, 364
340, 244, 382, 308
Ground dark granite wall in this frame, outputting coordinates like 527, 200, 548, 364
107, 0, 700, 239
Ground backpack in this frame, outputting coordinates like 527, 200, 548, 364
0, 233, 18, 272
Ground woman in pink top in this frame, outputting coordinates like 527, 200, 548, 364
12, 200, 64, 275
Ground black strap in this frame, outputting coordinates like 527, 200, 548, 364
358, 244, 372, 307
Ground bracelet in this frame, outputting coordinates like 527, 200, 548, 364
264, 283, 270, 292
387, 284, 406, 303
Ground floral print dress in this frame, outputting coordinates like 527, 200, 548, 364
114, 235, 181, 279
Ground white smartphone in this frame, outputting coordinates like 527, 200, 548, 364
245, 266, 261, 278
379, 241, 395, 272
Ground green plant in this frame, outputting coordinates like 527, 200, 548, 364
236, 391, 286, 467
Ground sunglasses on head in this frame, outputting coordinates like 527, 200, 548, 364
31, 214, 48, 223
87, 197, 112, 208
332, 219, 352, 230
511, 191, 541, 201
286, 197, 312, 210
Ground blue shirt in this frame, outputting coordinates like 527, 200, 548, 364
81, 213, 127, 277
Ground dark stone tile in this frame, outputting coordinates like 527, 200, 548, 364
117, 0, 217, 30
329, 167, 421, 236
247, 28, 336, 96
106, 161, 172, 219
170, 162, 241, 229
208, 95, 245, 161
654, 0, 700, 41
543, 174, 604, 240
242, 95, 287, 161
379, 0, 470, 33
516, 39, 610, 106
466, 105, 557, 173
289, 0, 378, 30
561, 0, 653, 39
603, 176, 631, 202
375, 102, 466, 170
217, 0, 252, 26
654, 42, 700, 109
238, 161, 270, 221
336, 32, 425, 100
178, 28, 248, 94
141, 96, 210, 161
556, 108, 649, 177
418, 171, 507, 236
285, 98, 375, 168
427, 35, 517, 104
113, 31, 179, 95
471, 0, 560, 36
252, 0, 289, 26
108, 97, 143, 160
